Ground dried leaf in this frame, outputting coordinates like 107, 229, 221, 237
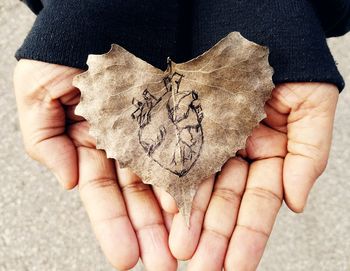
73, 32, 274, 225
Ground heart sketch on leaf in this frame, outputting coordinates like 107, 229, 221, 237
73, 32, 274, 225
130, 66, 204, 178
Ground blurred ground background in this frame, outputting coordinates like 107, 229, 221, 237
0, 1, 349, 270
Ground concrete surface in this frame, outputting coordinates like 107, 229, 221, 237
0, 1, 349, 270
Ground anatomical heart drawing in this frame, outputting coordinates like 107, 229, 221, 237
131, 69, 204, 177
73, 32, 274, 224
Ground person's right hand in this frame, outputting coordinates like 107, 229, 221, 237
13, 59, 178, 271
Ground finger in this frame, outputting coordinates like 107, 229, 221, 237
65, 105, 85, 122
116, 165, 177, 271
169, 175, 214, 260
67, 121, 96, 148
153, 187, 179, 214
283, 84, 338, 212
16, 92, 78, 188
14, 60, 82, 189
78, 147, 139, 270
188, 158, 248, 271
26, 130, 78, 189
163, 210, 174, 233
152, 187, 176, 232
244, 124, 287, 160
59, 88, 81, 106
225, 158, 283, 271
283, 127, 333, 212
59, 80, 84, 122
263, 103, 288, 133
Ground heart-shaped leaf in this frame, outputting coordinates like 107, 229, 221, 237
73, 32, 274, 224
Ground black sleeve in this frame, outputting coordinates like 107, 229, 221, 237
309, 0, 350, 37
16, 0, 349, 91
20, 0, 43, 14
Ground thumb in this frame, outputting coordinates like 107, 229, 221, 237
14, 60, 81, 189
280, 83, 339, 212
31, 136, 78, 189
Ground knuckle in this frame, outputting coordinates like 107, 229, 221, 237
121, 182, 150, 195
203, 226, 231, 241
212, 187, 242, 205
288, 139, 321, 159
79, 177, 117, 192
217, 157, 248, 186
245, 187, 282, 205
224, 224, 269, 270
226, 156, 248, 168
191, 200, 207, 214
236, 223, 270, 238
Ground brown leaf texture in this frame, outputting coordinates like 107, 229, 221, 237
73, 32, 274, 225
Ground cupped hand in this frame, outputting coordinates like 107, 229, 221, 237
155, 82, 339, 270
13, 60, 178, 271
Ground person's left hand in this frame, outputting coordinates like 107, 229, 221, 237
155, 129, 283, 271
155, 82, 338, 270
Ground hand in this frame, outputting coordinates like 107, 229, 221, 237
13, 60, 178, 271
155, 82, 339, 270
